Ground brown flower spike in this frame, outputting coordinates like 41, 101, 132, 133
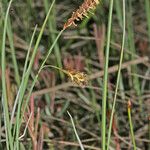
63, 0, 100, 30
42, 65, 88, 87
66, 70, 88, 87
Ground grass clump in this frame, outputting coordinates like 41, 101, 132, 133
0, 0, 149, 149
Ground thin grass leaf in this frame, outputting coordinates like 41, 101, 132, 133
115, 0, 123, 28
101, 0, 114, 149
67, 111, 85, 150
6, 18, 20, 86
14, 0, 57, 148
1, 0, 20, 87
20, 29, 64, 126
1, 0, 14, 149
127, 101, 136, 150
10, 25, 37, 126
127, 0, 142, 110
44, 0, 64, 79
106, 0, 126, 149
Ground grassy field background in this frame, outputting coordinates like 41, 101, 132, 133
0, 0, 150, 149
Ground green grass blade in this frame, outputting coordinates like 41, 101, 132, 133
22, 25, 38, 77
15, 29, 63, 149
101, 0, 114, 149
127, 101, 136, 150
14, 0, 56, 148
15, 29, 63, 148
106, 0, 126, 149
1, 0, 20, 87
10, 25, 37, 127
6, 18, 20, 86
1, 0, 14, 149
20, 30, 64, 125
127, 0, 142, 109
115, 0, 123, 28
67, 111, 85, 150
25, 0, 55, 76
44, 0, 64, 79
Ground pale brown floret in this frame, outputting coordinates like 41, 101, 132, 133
66, 70, 88, 87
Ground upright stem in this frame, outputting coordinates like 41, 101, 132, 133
18, 30, 64, 146
106, 0, 126, 149
127, 101, 136, 150
1, 0, 14, 149
101, 0, 114, 149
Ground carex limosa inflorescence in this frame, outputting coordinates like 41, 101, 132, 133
63, 0, 100, 30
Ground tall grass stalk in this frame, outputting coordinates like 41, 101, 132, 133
115, 0, 122, 28
10, 25, 37, 127
0, 0, 20, 87
1, 0, 14, 149
1, 0, 20, 86
13, 0, 57, 148
20, 29, 64, 119
14, 29, 63, 147
67, 111, 85, 150
44, 0, 64, 79
127, 101, 136, 150
101, 0, 114, 149
127, 0, 142, 109
6, 18, 20, 86
106, 0, 126, 149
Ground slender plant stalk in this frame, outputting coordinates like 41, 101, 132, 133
127, 101, 136, 150
115, 0, 123, 28
127, 0, 142, 109
6, 18, 20, 86
1, 0, 20, 86
22, 25, 38, 78
106, 0, 126, 149
1, 0, 14, 149
101, 0, 114, 149
10, 25, 37, 128
67, 111, 85, 150
44, 0, 64, 79
17, 29, 64, 147
41, 64, 69, 74
14, 30, 63, 149
14, 1, 56, 149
